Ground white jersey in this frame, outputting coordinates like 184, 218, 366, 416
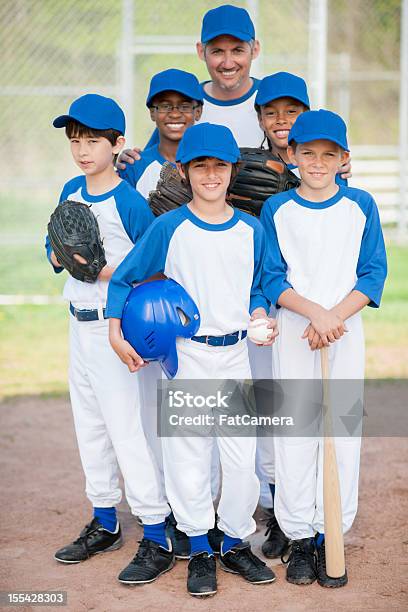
198, 78, 264, 148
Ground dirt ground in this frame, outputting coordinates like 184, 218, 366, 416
0, 393, 407, 612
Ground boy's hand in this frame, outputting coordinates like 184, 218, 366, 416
98, 265, 115, 282
109, 333, 147, 373
340, 156, 352, 180
305, 305, 347, 346
302, 323, 325, 351
50, 250, 61, 268
250, 308, 279, 345
116, 147, 141, 170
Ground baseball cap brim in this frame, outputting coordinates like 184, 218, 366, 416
177, 147, 240, 164
52, 113, 115, 130
289, 132, 349, 151
147, 86, 202, 107
202, 28, 253, 43
256, 90, 310, 108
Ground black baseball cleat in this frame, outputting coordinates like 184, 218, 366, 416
165, 512, 190, 559
262, 510, 290, 559
315, 537, 348, 588
283, 537, 317, 585
118, 538, 175, 584
220, 541, 276, 584
207, 515, 225, 555
187, 552, 217, 597
54, 518, 122, 563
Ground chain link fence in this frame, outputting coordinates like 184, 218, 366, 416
0, 0, 405, 244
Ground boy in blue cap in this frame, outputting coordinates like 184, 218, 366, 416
261, 109, 387, 587
46, 94, 175, 585
119, 69, 203, 198
107, 122, 278, 597
255, 71, 349, 183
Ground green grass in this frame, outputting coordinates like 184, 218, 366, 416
0, 243, 406, 399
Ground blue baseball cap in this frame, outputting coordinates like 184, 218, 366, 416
201, 4, 255, 43
53, 93, 126, 134
146, 69, 203, 107
176, 123, 240, 164
288, 109, 349, 151
255, 72, 310, 108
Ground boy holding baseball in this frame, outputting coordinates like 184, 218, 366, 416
260, 109, 387, 587
46, 94, 175, 585
107, 122, 278, 597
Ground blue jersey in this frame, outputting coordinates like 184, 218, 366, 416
119, 144, 173, 199
260, 185, 387, 310
107, 204, 268, 335
45, 176, 154, 305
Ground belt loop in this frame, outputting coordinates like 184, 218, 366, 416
97, 304, 104, 321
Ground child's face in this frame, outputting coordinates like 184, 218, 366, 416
197, 35, 259, 92
149, 92, 202, 142
287, 140, 349, 191
258, 97, 306, 153
179, 157, 232, 203
70, 134, 124, 175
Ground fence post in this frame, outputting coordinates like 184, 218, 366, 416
308, 0, 327, 108
399, 0, 408, 241
119, 0, 134, 146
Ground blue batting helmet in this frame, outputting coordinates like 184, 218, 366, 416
121, 279, 200, 379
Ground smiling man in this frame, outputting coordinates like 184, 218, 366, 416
195, 4, 264, 147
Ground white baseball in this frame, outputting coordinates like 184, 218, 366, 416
247, 318, 271, 344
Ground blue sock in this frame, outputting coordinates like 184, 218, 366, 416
222, 534, 242, 554
315, 532, 325, 548
189, 534, 213, 556
93, 507, 117, 532
269, 483, 276, 505
143, 521, 168, 549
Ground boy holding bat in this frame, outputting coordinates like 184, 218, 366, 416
260, 109, 387, 587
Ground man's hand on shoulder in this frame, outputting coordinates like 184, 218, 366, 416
116, 147, 142, 171
340, 156, 352, 180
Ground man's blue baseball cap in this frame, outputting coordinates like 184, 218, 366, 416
53, 93, 126, 134
201, 4, 255, 43
146, 69, 203, 107
176, 122, 240, 164
288, 109, 349, 151
255, 72, 310, 108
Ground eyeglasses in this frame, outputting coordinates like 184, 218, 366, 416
151, 103, 200, 114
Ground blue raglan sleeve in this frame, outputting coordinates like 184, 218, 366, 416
106, 216, 172, 319
118, 156, 149, 190
249, 220, 269, 314
354, 194, 387, 307
45, 177, 82, 273
260, 198, 293, 307
115, 185, 154, 244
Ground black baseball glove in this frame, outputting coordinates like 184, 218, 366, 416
48, 200, 107, 283
228, 148, 300, 216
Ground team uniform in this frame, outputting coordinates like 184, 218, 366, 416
107, 203, 268, 539
119, 144, 170, 199
46, 176, 170, 524
261, 184, 387, 539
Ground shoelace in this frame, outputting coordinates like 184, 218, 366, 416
264, 515, 279, 537
131, 539, 157, 566
73, 521, 103, 554
190, 554, 214, 577
316, 542, 326, 571
281, 541, 314, 566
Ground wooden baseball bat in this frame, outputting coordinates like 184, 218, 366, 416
321, 346, 346, 577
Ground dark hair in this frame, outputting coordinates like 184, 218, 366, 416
182, 157, 241, 192
65, 120, 123, 163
